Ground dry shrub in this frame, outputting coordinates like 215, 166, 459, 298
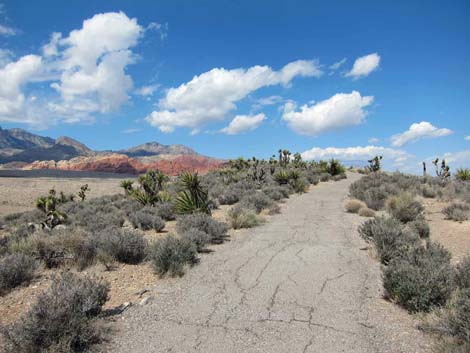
358, 207, 375, 217
149, 235, 197, 277
345, 199, 367, 213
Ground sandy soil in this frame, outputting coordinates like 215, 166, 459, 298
420, 197, 470, 263
0, 177, 129, 216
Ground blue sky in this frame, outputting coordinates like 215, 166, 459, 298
0, 0, 469, 172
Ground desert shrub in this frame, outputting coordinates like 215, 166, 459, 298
149, 235, 197, 277
217, 188, 240, 205
96, 228, 147, 264
358, 207, 375, 217
239, 193, 273, 213
268, 203, 281, 215
262, 185, 288, 201
180, 228, 211, 252
2, 272, 109, 353
358, 216, 419, 264
128, 207, 165, 232
440, 289, 470, 343
455, 257, 470, 290
228, 205, 261, 229
408, 217, 431, 239
328, 159, 346, 176
67, 202, 125, 232
176, 213, 228, 244
2, 209, 44, 228
421, 184, 437, 198
443, 203, 469, 222
386, 193, 424, 223
383, 242, 454, 312
345, 199, 367, 213
0, 254, 36, 294
290, 177, 308, 193
154, 201, 176, 221
319, 173, 331, 182
25, 229, 97, 270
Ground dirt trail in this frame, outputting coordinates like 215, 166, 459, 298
109, 174, 430, 353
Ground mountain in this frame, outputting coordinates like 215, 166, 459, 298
0, 127, 54, 150
119, 142, 197, 157
0, 127, 222, 175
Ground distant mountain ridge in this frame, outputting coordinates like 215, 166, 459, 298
0, 127, 222, 175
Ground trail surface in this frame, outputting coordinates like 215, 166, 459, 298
109, 174, 428, 353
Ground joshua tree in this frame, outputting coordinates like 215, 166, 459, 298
269, 155, 277, 175
433, 158, 451, 179
36, 189, 67, 229
368, 155, 383, 172
120, 180, 134, 195
130, 169, 168, 206
77, 184, 89, 201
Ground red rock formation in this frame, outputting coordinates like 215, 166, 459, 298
23, 153, 223, 175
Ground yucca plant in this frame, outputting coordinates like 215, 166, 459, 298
274, 170, 290, 185
174, 172, 210, 214
456, 168, 470, 181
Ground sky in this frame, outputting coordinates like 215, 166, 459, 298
0, 0, 469, 173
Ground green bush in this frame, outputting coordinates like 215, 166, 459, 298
383, 242, 454, 312
0, 254, 36, 294
154, 202, 176, 221
386, 193, 424, 223
176, 213, 228, 244
2, 272, 109, 353
149, 236, 197, 277
228, 205, 261, 229
96, 228, 147, 264
441, 289, 470, 343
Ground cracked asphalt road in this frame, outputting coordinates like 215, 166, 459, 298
108, 174, 428, 353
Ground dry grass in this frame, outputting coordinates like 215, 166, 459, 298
344, 199, 367, 213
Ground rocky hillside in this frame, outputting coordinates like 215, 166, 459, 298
0, 127, 223, 175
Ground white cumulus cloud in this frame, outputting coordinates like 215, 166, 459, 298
301, 145, 410, 168
145, 60, 322, 133
0, 55, 43, 122
346, 53, 380, 79
220, 113, 266, 135
135, 84, 159, 97
391, 121, 453, 147
368, 137, 380, 144
464, 135, 470, 141
281, 91, 374, 136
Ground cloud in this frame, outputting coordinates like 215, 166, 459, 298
441, 150, 470, 168
281, 91, 373, 136
0, 54, 43, 122
251, 95, 283, 110
346, 53, 380, 79
145, 60, 322, 133
465, 135, 470, 141
368, 137, 380, 144
220, 113, 266, 135
391, 121, 453, 147
329, 58, 347, 70
135, 84, 159, 97
121, 128, 141, 134
146, 22, 168, 40
0, 24, 15, 36
301, 145, 411, 168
